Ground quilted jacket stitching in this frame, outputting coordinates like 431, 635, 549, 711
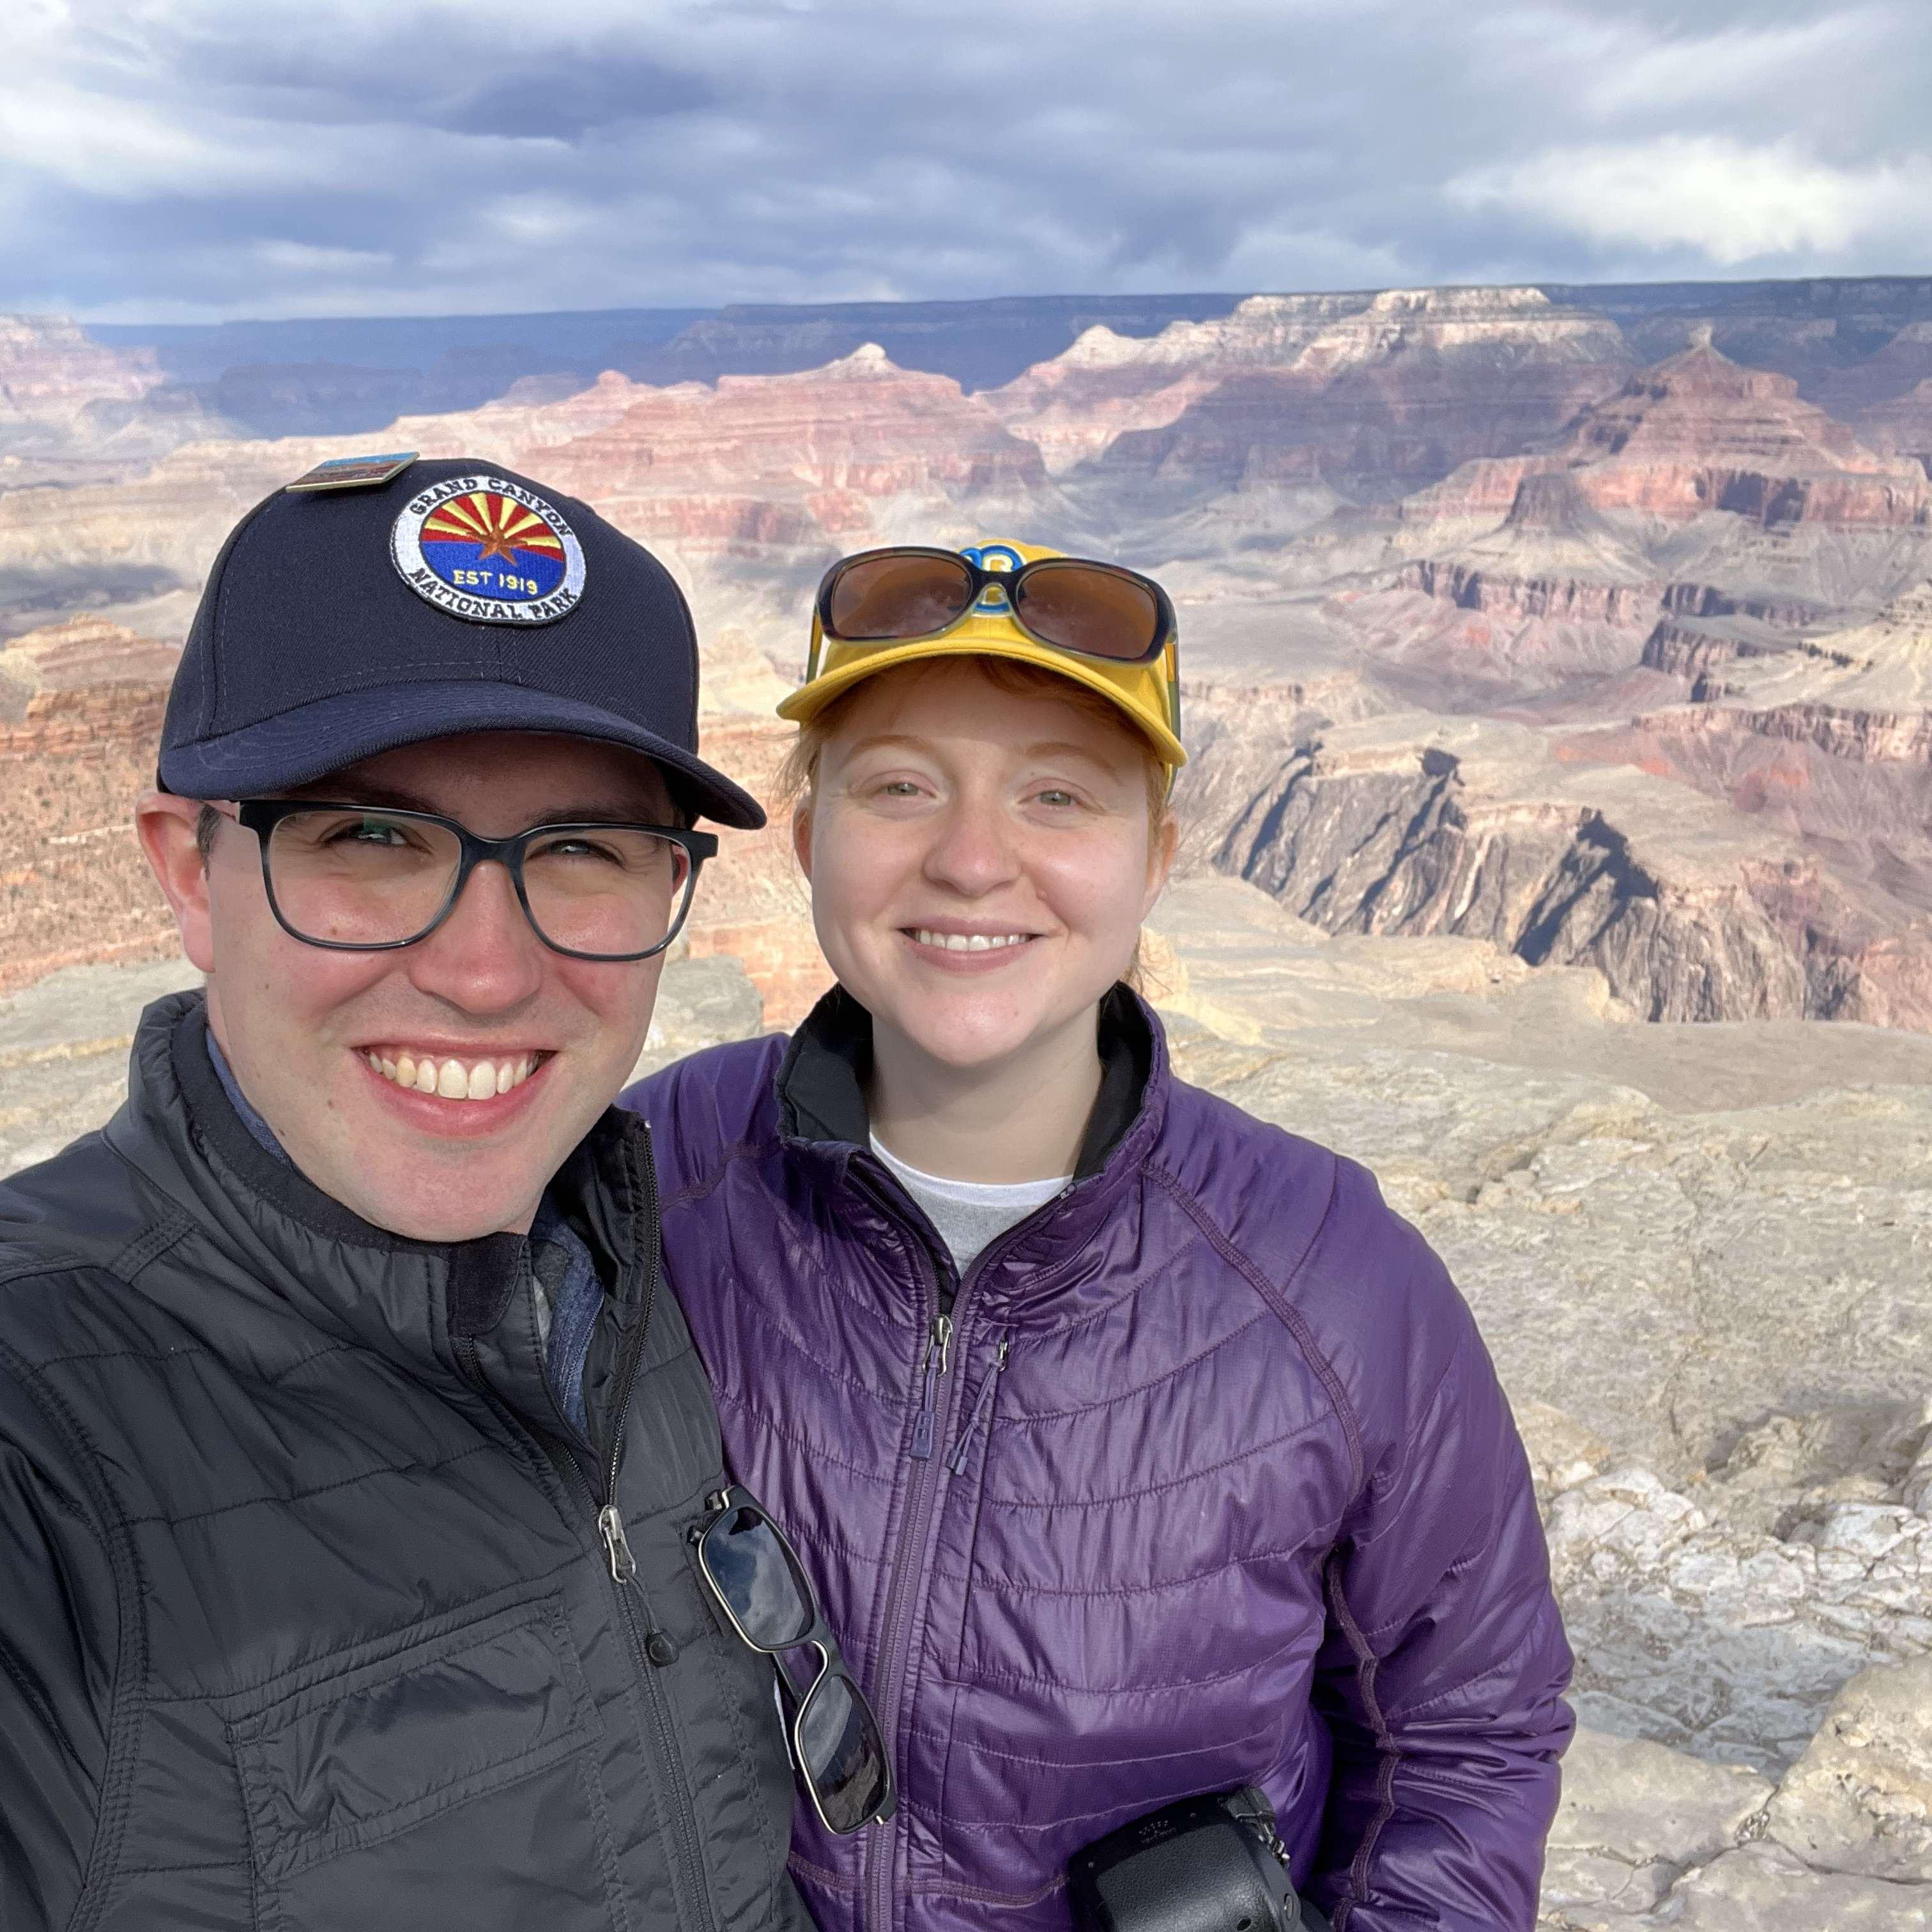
993, 1307, 1275, 1423
0, 1335, 150, 1932
928, 1525, 1342, 1599
146, 1561, 585, 1708
1347, 1327, 1476, 1553
694, 1267, 912, 1400
116, 1439, 498, 1531
1142, 1162, 1365, 1495
714, 1385, 902, 1485
907, 1705, 1283, 1770
937, 1621, 1307, 1695
1388, 1606, 1557, 1725
976, 1408, 1333, 1510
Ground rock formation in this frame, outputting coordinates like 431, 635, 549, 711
1054, 287, 1631, 503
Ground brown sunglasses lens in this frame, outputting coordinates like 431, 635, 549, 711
826, 553, 976, 641
1010, 562, 1163, 661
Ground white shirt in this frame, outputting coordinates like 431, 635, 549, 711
870, 1134, 1070, 1273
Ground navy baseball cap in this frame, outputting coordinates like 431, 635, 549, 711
157, 456, 765, 830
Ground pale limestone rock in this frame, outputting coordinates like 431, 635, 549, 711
1765, 1657, 1932, 1881
0, 954, 201, 1177
630, 953, 766, 1081
1548, 1460, 1931, 1772
1542, 1728, 1771, 1919
1641, 1840, 1929, 1928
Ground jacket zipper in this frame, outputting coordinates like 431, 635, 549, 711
456, 1125, 715, 1932
908, 1313, 951, 1460
857, 1171, 1063, 1932
945, 1341, 1008, 1476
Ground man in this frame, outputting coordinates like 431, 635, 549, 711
0, 459, 816, 1930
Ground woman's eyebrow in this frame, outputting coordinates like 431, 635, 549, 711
840, 732, 934, 759
1020, 739, 1112, 763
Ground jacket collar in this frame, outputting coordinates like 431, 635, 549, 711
772, 983, 1170, 1316
114, 990, 643, 1446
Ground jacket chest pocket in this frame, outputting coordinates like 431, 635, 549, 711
226, 1596, 624, 1932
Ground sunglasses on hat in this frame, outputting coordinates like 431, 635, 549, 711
691, 1486, 894, 1835
811, 546, 1176, 673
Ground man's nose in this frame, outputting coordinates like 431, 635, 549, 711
404, 860, 546, 1011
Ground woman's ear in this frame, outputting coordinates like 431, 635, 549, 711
135, 791, 218, 974
1141, 806, 1179, 920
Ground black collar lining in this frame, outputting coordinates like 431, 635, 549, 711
776, 983, 1153, 1181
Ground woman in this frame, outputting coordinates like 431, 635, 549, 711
622, 539, 1572, 1931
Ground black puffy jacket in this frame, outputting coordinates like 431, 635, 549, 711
0, 992, 811, 1932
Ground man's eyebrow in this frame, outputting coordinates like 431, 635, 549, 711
285, 781, 668, 822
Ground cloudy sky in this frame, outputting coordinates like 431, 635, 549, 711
6, 0, 1929, 322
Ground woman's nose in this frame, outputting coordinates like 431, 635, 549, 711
921, 801, 1022, 895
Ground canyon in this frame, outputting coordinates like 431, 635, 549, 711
5, 277, 1932, 1919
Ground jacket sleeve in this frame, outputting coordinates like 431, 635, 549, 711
0, 1384, 119, 1931
1306, 1278, 1574, 1931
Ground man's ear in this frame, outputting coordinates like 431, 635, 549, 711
791, 799, 815, 883
135, 792, 218, 974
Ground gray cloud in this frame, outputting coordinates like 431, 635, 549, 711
3, 0, 1928, 321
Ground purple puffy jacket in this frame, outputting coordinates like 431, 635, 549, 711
621, 988, 1572, 1931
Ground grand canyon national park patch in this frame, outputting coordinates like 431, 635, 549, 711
390, 473, 586, 624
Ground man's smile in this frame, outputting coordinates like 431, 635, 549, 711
360, 1045, 549, 1101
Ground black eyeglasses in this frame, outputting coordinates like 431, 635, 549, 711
231, 800, 717, 962
691, 1487, 894, 1835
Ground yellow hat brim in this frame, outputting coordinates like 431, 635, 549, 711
776, 630, 1186, 769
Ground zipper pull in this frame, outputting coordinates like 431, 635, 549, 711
597, 1504, 681, 1666
909, 1313, 953, 1460
598, 1503, 636, 1583
946, 1340, 1009, 1476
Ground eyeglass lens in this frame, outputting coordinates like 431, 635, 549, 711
826, 553, 976, 640
263, 811, 693, 958
795, 1672, 892, 1833
1011, 562, 1164, 662
702, 1503, 816, 1650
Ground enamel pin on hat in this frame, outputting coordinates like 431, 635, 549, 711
390, 472, 586, 625
284, 451, 419, 492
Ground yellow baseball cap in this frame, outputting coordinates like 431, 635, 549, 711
777, 539, 1186, 769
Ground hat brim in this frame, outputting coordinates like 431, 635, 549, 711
158, 679, 767, 831
776, 634, 1186, 769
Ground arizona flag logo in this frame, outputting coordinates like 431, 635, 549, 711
391, 473, 586, 624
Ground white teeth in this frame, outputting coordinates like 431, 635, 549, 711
365, 1050, 538, 1102
914, 928, 1028, 953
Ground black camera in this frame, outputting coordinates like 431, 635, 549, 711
1068, 1787, 1331, 1932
